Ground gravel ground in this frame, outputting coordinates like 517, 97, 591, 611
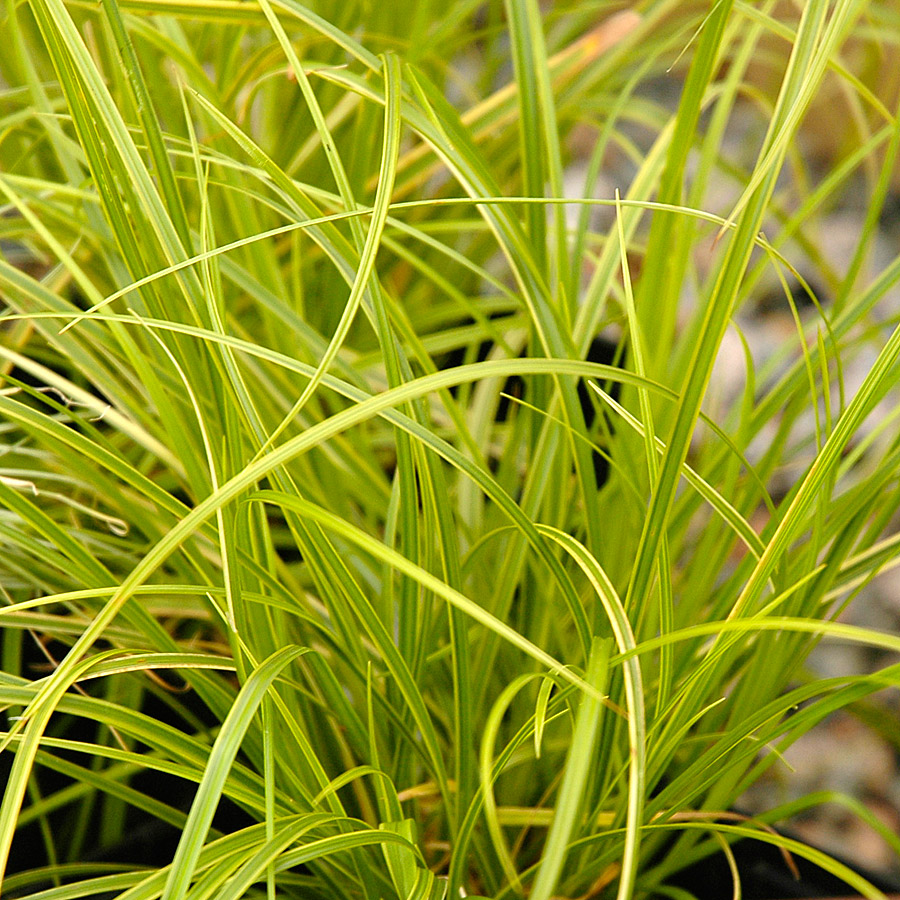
738, 571, 900, 877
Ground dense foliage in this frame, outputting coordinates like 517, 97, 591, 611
1, 0, 900, 897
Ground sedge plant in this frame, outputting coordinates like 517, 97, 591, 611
1, 0, 900, 897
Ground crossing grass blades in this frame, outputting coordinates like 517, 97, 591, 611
1, 0, 900, 898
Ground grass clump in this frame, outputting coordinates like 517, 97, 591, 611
1, 0, 900, 897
